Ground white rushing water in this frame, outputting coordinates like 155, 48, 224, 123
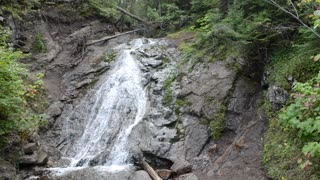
64, 39, 147, 168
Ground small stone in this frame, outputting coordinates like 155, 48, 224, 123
156, 169, 174, 179
37, 151, 49, 165
171, 159, 192, 175
46, 101, 64, 118
23, 143, 37, 155
176, 173, 198, 180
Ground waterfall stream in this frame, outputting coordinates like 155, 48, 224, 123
56, 39, 149, 173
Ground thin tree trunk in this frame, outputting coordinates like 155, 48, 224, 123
86, 29, 143, 46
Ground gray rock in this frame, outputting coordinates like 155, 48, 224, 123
19, 153, 38, 165
53, 166, 135, 180
46, 101, 64, 118
23, 143, 37, 155
176, 173, 198, 180
171, 159, 192, 175
185, 124, 209, 160
130, 170, 152, 180
19, 151, 48, 166
266, 85, 288, 111
37, 151, 49, 165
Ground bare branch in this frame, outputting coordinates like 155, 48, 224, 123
289, 0, 299, 17
264, 0, 320, 38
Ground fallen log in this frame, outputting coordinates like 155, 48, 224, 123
116, 6, 148, 24
86, 29, 143, 46
142, 158, 162, 180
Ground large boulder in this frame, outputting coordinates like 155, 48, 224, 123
184, 124, 209, 160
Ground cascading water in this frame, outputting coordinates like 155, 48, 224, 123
57, 39, 148, 172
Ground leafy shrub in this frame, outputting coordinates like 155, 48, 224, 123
31, 33, 47, 53
0, 27, 45, 137
264, 119, 318, 180
279, 73, 320, 160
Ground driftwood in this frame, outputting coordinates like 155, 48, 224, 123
86, 29, 143, 46
142, 158, 162, 180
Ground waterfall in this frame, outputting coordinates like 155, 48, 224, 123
64, 39, 147, 168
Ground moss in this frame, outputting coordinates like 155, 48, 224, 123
31, 33, 47, 53
175, 98, 185, 114
263, 119, 319, 180
204, 98, 226, 140
163, 76, 176, 106
163, 88, 174, 106
267, 47, 320, 89
105, 50, 117, 63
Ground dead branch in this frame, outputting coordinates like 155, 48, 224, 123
264, 0, 320, 38
142, 158, 162, 180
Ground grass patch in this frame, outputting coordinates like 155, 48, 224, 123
267, 47, 320, 89
264, 119, 319, 180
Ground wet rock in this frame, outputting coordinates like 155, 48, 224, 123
176, 173, 198, 180
266, 85, 288, 111
130, 170, 152, 180
170, 159, 192, 175
0, 158, 16, 179
55, 167, 135, 180
23, 143, 37, 155
156, 169, 174, 179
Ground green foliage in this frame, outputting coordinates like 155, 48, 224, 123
205, 98, 226, 140
268, 47, 320, 89
163, 88, 174, 106
0, 27, 45, 137
32, 33, 47, 53
0, 0, 40, 19
105, 50, 117, 63
279, 73, 320, 158
209, 112, 225, 140
87, 0, 121, 21
264, 119, 318, 180
163, 76, 176, 106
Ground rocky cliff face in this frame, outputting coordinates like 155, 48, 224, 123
1, 2, 270, 180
